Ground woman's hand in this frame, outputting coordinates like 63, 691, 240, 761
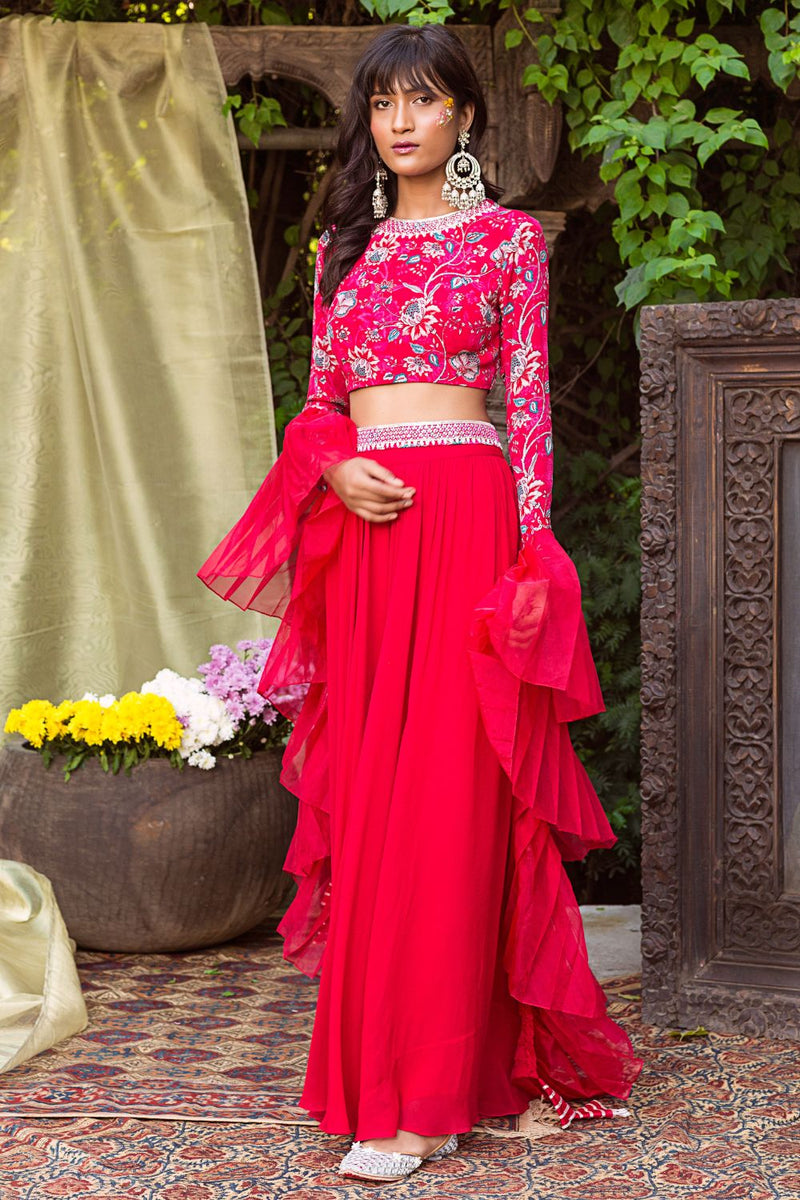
323, 458, 415, 523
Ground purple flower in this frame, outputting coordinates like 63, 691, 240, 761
195, 641, 281, 731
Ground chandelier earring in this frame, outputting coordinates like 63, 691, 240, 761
441, 128, 486, 211
372, 163, 389, 220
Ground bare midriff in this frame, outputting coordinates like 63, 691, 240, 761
348, 382, 490, 428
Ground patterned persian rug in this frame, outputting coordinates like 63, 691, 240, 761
0, 921, 798, 1198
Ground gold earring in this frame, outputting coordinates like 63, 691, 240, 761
441, 128, 485, 211
372, 164, 388, 220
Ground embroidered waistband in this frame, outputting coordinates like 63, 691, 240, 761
356, 420, 501, 452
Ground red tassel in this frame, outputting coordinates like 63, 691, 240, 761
539, 1081, 630, 1129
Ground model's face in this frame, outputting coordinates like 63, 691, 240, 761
369, 79, 474, 178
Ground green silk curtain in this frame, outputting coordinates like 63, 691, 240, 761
0, 16, 275, 720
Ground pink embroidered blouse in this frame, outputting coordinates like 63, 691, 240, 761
304, 197, 553, 543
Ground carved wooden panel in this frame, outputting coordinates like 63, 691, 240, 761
640, 299, 800, 1038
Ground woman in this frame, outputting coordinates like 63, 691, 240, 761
198, 23, 642, 1183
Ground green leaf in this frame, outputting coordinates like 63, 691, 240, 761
693, 65, 715, 90
666, 192, 690, 217
632, 62, 651, 89
761, 8, 786, 35
667, 161, 693, 187
643, 255, 682, 281
646, 161, 666, 186
608, 8, 637, 47
622, 79, 641, 106
618, 185, 644, 222
639, 119, 668, 150
258, 1, 293, 23
616, 273, 651, 310
724, 58, 750, 80
505, 28, 523, 48
651, 7, 669, 35
675, 18, 695, 37
659, 41, 682, 64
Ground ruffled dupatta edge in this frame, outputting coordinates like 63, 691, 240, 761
468, 528, 642, 1123
196, 409, 356, 977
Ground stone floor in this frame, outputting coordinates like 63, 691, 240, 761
581, 903, 641, 981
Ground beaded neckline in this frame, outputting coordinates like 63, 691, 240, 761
375, 198, 497, 236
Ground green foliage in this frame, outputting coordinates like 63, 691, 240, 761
50, 0, 193, 20
262, 235, 318, 445
361, 0, 456, 25
547, 205, 642, 893
761, 2, 800, 91
223, 92, 288, 149
51, 0, 125, 18
554, 459, 642, 888
505, 0, 799, 310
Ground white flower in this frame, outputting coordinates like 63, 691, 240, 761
188, 749, 216, 770
141, 669, 234, 758
98, 694, 116, 708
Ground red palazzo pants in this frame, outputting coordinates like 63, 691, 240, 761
198, 414, 643, 1139
300, 441, 531, 1137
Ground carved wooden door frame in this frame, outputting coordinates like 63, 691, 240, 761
640, 299, 800, 1037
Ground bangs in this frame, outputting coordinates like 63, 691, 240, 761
367, 43, 450, 98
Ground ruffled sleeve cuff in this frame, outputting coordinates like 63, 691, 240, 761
196, 411, 358, 622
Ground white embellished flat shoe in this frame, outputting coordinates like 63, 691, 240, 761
338, 1133, 458, 1181
427, 1133, 459, 1161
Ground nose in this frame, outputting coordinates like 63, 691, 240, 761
391, 100, 414, 134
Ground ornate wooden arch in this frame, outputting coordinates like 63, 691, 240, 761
208, 6, 572, 208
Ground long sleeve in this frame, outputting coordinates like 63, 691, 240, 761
469, 212, 604, 736
497, 216, 553, 544
281, 230, 357, 506
303, 229, 350, 420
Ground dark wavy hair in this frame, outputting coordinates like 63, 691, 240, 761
318, 24, 503, 306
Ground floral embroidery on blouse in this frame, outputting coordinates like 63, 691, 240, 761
300, 199, 553, 542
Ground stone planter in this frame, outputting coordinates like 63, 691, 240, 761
0, 742, 298, 953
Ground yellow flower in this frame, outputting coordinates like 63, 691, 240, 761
6, 690, 182, 758
115, 691, 150, 740
99, 692, 182, 750
66, 699, 105, 747
4, 700, 57, 748
99, 703, 125, 744
47, 701, 75, 740
145, 696, 183, 750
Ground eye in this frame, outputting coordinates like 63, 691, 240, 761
372, 99, 390, 110
415, 94, 433, 104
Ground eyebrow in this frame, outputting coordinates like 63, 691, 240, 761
370, 84, 439, 97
